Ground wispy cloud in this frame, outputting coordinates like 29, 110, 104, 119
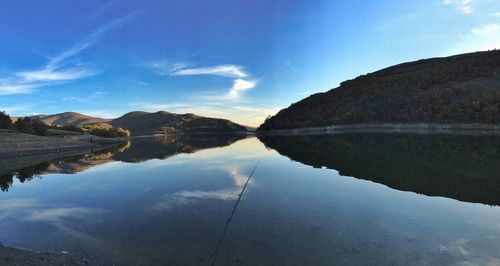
0, 16, 130, 96
443, 0, 476, 14
147, 61, 189, 76
170, 64, 248, 78
27, 207, 105, 223
0, 198, 39, 210
0, 84, 35, 95
148, 61, 258, 98
147, 62, 248, 78
151, 167, 253, 211
17, 68, 98, 82
228, 79, 257, 98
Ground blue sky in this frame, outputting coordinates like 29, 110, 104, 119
1, 0, 499, 126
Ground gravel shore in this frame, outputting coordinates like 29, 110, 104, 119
0, 245, 88, 266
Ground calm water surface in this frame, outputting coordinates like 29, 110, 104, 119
1, 133, 500, 265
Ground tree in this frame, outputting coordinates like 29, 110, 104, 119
15, 117, 32, 134
86, 125, 131, 138
116, 127, 131, 137
0, 111, 12, 129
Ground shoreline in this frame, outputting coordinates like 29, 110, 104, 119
256, 123, 500, 136
129, 131, 255, 138
0, 131, 126, 175
0, 244, 87, 266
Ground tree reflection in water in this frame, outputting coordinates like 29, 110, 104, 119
259, 133, 500, 206
0, 134, 248, 192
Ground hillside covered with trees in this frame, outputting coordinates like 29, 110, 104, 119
259, 50, 500, 131
259, 134, 500, 205
110, 111, 250, 136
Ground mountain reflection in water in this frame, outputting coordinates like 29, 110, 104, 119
259, 133, 500, 206
0, 134, 249, 192
2, 133, 500, 265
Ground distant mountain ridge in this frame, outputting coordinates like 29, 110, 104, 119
259, 50, 500, 131
30, 111, 251, 136
111, 111, 250, 136
30, 112, 111, 126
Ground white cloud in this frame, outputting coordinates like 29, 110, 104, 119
0, 16, 129, 96
18, 17, 127, 82
148, 61, 258, 100
151, 166, 254, 211
228, 79, 257, 98
0, 199, 38, 210
17, 68, 98, 82
443, 0, 476, 14
147, 61, 260, 113
27, 207, 104, 223
0, 84, 35, 95
147, 61, 190, 76
174, 188, 240, 201
170, 64, 248, 78
448, 23, 500, 54
491, 12, 500, 17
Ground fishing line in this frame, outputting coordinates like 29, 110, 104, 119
209, 160, 260, 266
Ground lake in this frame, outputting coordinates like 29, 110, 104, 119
1, 133, 500, 265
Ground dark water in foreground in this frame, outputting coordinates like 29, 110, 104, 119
2, 134, 500, 265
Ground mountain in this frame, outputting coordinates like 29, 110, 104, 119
111, 111, 250, 136
30, 112, 111, 126
259, 50, 500, 131
28, 111, 251, 136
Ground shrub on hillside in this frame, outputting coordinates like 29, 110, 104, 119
86, 125, 131, 138
32, 121, 48, 136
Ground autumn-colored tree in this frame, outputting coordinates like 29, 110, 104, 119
85, 125, 131, 138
